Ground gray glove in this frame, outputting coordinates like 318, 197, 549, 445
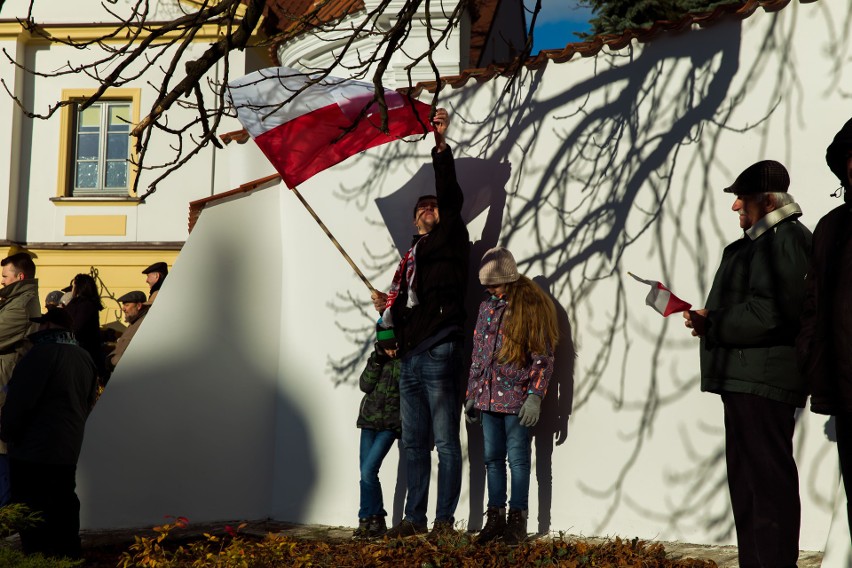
464, 399, 479, 424
518, 394, 542, 427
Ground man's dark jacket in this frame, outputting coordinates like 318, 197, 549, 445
797, 117, 852, 414
700, 205, 812, 407
391, 146, 470, 355
0, 329, 98, 464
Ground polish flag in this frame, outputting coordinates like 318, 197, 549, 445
628, 272, 692, 317
228, 66, 433, 188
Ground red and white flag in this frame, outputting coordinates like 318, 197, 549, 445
628, 272, 692, 317
228, 66, 433, 188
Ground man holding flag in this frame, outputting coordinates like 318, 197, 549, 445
683, 160, 810, 568
371, 108, 469, 539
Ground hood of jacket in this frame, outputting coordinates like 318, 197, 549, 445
826, 117, 852, 192
0, 278, 38, 302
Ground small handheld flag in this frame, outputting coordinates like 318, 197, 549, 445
628, 272, 692, 317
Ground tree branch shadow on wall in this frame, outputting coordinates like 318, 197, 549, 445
323, 1, 845, 540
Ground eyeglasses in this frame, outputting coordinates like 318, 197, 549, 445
416, 202, 438, 211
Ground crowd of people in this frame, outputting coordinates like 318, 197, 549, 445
0, 257, 168, 558
356, 109, 852, 567
1, 108, 851, 563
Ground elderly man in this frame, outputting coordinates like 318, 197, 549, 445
370, 108, 470, 539
797, 117, 852, 541
684, 160, 810, 568
0, 307, 97, 559
142, 261, 168, 303
0, 252, 40, 505
107, 290, 149, 371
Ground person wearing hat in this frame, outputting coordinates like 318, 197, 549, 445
142, 261, 168, 304
0, 307, 98, 559
44, 290, 63, 310
797, 118, 852, 542
464, 247, 558, 545
0, 252, 40, 506
352, 320, 401, 540
683, 160, 811, 567
106, 290, 149, 371
369, 108, 470, 539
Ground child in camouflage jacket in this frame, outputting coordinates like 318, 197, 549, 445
353, 321, 401, 539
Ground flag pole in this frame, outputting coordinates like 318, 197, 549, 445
290, 187, 378, 294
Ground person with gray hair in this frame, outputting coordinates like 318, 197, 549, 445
683, 160, 810, 567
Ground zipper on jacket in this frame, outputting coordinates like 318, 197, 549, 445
738, 349, 746, 367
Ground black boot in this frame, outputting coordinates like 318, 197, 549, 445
366, 515, 387, 538
503, 509, 527, 545
475, 506, 506, 544
353, 518, 370, 539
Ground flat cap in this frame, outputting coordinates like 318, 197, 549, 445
724, 160, 790, 195
142, 262, 169, 275
45, 290, 64, 305
117, 290, 147, 304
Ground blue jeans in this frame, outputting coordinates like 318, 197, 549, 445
481, 411, 532, 511
399, 340, 463, 524
359, 428, 397, 518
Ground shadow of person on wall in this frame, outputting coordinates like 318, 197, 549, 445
530, 275, 576, 535
375, 155, 511, 528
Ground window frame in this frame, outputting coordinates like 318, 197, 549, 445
57, 88, 141, 199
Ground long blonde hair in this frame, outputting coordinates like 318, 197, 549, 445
498, 275, 559, 367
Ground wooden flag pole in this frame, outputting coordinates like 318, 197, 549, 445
291, 186, 377, 294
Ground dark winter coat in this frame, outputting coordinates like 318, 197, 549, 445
797, 117, 852, 414
700, 204, 812, 407
0, 329, 98, 465
64, 296, 104, 373
390, 146, 470, 355
357, 351, 401, 435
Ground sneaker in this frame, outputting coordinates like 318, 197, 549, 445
475, 506, 506, 544
503, 509, 528, 545
366, 515, 387, 538
385, 519, 428, 538
427, 519, 458, 543
353, 518, 370, 539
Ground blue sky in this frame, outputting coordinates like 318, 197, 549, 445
523, 1, 594, 53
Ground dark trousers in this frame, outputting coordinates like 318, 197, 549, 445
722, 392, 800, 568
835, 412, 852, 541
10, 459, 81, 559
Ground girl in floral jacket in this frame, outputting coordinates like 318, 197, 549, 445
464, 247, 558, 545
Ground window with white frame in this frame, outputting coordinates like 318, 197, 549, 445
70, 100, 132, 196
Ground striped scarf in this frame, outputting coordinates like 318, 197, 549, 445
382, 234, 427, 327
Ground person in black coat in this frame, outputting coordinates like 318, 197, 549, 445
0, 307, 97, 559
797, 116, 852, 540
63, 274, 105, 382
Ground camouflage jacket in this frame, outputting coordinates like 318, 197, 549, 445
357, 351, 401, 436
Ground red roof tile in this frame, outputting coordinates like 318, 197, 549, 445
407, 0, 807, 96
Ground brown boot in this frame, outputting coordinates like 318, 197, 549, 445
503, 509, 527, 545
475, 506, 506, 544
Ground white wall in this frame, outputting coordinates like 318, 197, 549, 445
78, 0, 850, 552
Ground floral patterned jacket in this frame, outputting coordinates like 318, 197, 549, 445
465, 294, 554, 414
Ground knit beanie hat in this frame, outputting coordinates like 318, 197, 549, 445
376, 320, 397, 351
479, 247, 520, 286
